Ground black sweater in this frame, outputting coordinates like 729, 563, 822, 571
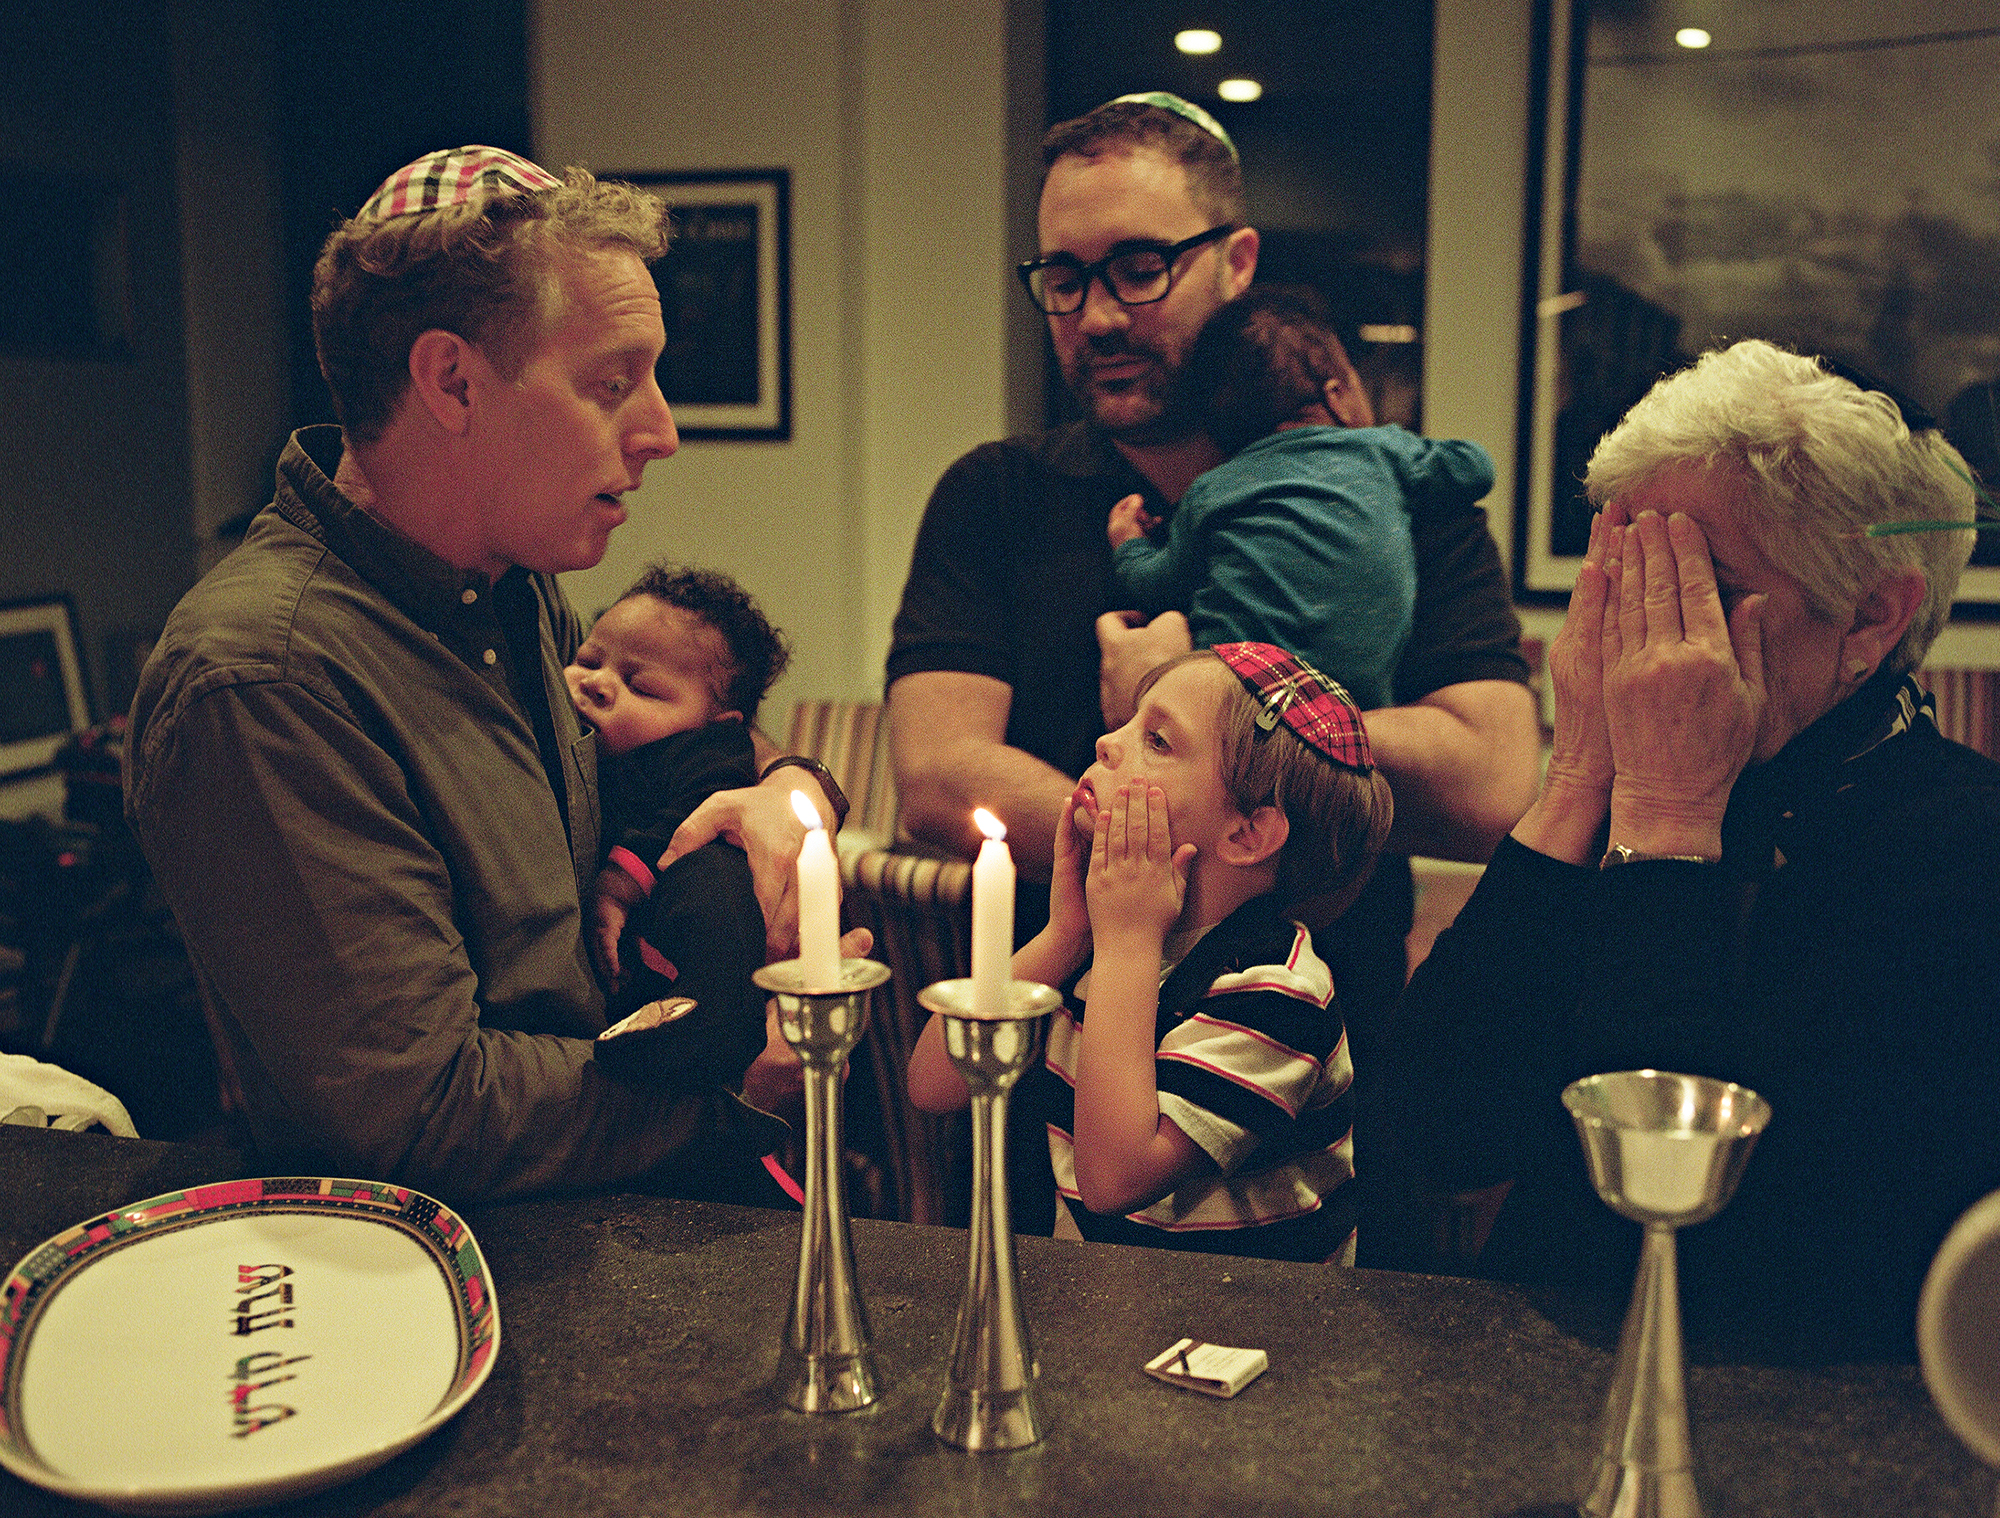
1384, 673, 2000, 1362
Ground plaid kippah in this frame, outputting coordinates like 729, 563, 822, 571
1108, 91, 1239, 164
357, 145, 561, 222
1214, 643, 1373, 772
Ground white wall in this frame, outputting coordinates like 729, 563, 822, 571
1424, 0, 1531, 586
534, 0, 1032, 715
1425, 0, 1564, 656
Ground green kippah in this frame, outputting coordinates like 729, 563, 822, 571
1108, 91, 1239, 164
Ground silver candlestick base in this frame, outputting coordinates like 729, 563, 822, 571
754, 957, 893, 1414
919, 976, 1062, 1451
1563, 1069, 1771, 1518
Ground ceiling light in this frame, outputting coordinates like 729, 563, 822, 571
1217, 78, 1262, 103
1175, 29, 1222, 54
1676, 27, 1711, 48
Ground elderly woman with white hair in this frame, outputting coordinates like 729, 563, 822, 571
1381, 339, 2000, 1361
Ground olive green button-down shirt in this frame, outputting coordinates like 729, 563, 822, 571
126, 427, 716, 1202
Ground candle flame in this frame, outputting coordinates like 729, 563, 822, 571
973, 807, 1006, 842
791, 789, 824, 830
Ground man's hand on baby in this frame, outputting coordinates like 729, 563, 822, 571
1106, 493, 1159, 548
663, 779, 814, 960
1086, 782, 1193, 952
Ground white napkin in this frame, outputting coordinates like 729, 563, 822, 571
0, 1052, 138, 1136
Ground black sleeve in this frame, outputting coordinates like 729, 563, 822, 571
1379, 837, 1596, 1190
884, 435, 1134, 782
1393, 485, 1530, 705
596, 842, 769, 1092
608, 727, 760, 867
885, 441, 1023, 691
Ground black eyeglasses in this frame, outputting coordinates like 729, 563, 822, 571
1016, 225, 1238, 315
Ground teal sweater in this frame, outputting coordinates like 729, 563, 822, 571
1113, 425, 1492, 708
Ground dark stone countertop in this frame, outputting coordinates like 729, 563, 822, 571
0, 1126, 1988, 1516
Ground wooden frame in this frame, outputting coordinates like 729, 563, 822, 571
622, 169, 792, 441
1516, 0, 2000, 611
0, 596, 92, 779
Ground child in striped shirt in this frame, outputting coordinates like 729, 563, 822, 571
909, 643, 1392, 1261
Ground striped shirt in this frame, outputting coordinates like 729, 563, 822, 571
1014, 894, 1357, 1262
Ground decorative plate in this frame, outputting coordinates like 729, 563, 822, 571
0, 1177, 498, 1514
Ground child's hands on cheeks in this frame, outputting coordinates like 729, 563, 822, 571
1043, 780, 1096, 958
1086, 782, 1194, 957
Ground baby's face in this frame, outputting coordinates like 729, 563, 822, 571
565, 596, 732, 756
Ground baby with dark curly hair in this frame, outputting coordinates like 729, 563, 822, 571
564, 563, 792, 1100
1108, 284, 1493, 712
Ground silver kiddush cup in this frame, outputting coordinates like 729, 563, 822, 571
919, 976, 1062, 1451
1563, 1069, 1771, 1518
754, 957, 894, 1413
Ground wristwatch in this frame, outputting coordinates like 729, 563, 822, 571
762, 755, 850, 831
1599, 843, 1718, 869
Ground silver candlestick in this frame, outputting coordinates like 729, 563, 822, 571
919, 976, 1062, 1451
753, 957, 893, 1414
1563, 1069, 1771, 1518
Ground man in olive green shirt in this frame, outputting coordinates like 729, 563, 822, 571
126, 148, 851, 1203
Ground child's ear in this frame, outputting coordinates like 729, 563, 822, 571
1217, 803, 1288, 868
715, 710, 745, 725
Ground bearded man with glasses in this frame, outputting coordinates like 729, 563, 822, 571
1016, 219, 1242, 432
884, 95, 1541, 1260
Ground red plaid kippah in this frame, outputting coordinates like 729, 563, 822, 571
1213, 643, 1373, 772
357, 146, 561, 222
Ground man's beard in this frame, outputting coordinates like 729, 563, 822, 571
1063, 335, 1198, 445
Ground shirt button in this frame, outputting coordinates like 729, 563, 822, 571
483, 649, 498, 665
462, 588, 478, 605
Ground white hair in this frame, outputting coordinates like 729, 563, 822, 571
1585, 339, 1977, 674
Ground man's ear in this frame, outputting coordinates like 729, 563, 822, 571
1221, 225, 1260, 301
407, 329, 477, 435
1841, 568, 1927, 683
1216, 801, 1287, 868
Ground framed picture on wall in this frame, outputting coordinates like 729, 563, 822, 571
1517, 0, 2000, 610
621, 169, 791, 441
0, 596, 92, 779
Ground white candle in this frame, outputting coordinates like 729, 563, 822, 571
791, 790, 842, 990
971, 808, 1015, 1017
